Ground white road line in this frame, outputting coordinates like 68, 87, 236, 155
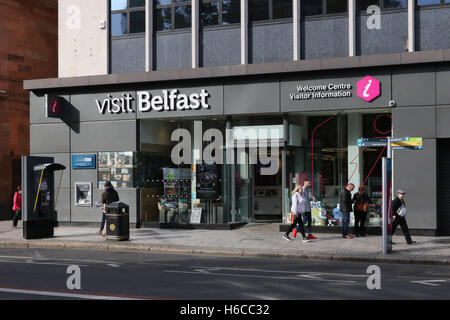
164, 270, 356, 283
188, 266, 367, 278
0, 259, 89, 267
0, 287, 141, 300
411, 280, 447, 287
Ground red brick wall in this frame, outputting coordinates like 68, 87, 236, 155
0, 0, 58, 219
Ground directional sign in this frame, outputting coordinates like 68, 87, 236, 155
358, 138, 387, 147
391, 137, 423, 149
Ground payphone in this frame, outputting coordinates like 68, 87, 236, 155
22, 156, 66, 239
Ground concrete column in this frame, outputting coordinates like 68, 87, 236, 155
347, 113, 363, 190
241, 0, 248, 65
348, 0, 356, 57
145, 0, 153, 71
192, 0, 200, 68
408, 0, 415, 52
293, 0, 301, 61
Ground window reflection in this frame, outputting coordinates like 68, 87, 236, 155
201, 1, 220, 26
273, 0, 293, 19
249, 0, 269, 21
175, 5, 192, 29
130, 11, 146, 33
130, 0, 145, 7
222, 0, 240, 24
111, 0, 127, 10
111, 12, 127, 36
156, 7, 172, 31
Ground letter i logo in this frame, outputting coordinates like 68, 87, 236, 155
357, 76, 380, 102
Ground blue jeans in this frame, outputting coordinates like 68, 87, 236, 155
100, 212, 106, 231
301, 211, 312, 234
342, 212, 350, 237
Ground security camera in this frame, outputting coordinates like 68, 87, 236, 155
388, 100, 396, 107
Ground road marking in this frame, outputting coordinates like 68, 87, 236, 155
0, 259, 89, 267
0, 286, 164, 300
411, 280, 447, 287
107, 264, 120, 268
164, 270, 356, 283
189, 266, 367, 278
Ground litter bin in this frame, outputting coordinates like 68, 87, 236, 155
105, 202, 129, 241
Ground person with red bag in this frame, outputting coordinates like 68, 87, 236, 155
12, 185, 22, 229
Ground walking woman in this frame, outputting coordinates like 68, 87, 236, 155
352, 186, 372, 237
12, 185, 22, 229
283, 185, 311, 243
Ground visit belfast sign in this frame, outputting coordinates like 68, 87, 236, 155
95, 89, 210, 114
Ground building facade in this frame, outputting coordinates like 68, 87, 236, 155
0, 0, 58, 220
24, 0, 450, 235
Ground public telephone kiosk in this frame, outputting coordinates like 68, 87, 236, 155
22, 156, 66, 239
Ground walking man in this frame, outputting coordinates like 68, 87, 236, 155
340, 183, 355, 239
392, 189, 416, 245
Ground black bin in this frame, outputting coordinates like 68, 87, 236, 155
105, 202, 129, 241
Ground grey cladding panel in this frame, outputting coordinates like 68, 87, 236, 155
392, 106, 436, 139
202, 28, 240, 67
250, 23, 293, 64
30, 123, 70, 154
71, 91, 136, 121
416, 8, 450, 51
30, 153, 71, 189
224, 81, 279, 115
111, 37, 146, 74
358, 11, 408, 56
393, 139, 436, 230
71, 120, 137, 153
392, 66, 436, 107
156, 33, 191, 71
303, 17, 348, 60
437, 66, 450, 105
436, 106, 450, 138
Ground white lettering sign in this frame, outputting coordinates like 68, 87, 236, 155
95, 89, 210, 114
290, 83, 353, 101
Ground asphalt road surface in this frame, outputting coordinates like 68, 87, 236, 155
0, 247, 448, 301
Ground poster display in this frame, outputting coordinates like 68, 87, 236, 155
196, 163, 219, 200
190, 207, 202, 224
98, 152, 134, 189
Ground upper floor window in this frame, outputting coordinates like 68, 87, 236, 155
302, 0, 347, 17
357, 0, 407, 11
111, 0, 146, 37
156, 0, 192, 31
416, 0, 450, 5
249, 0, 292, 22
200, 0, 240, 27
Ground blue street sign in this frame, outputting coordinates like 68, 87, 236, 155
72, 154, 96, 169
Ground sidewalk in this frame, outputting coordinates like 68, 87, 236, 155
0, 221, 449, 265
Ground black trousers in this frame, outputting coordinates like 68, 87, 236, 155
392, 216, 413, 244
12, 210, 21, 227
286, 214, 306, 238
354, 211, 367, 235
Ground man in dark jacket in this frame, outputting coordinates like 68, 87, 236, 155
340, 183, 355, 239
391, 189, 416, 245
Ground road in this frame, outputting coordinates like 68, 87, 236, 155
0, 247, 448, 301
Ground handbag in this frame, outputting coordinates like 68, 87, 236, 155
397, 205, 407, 217
355, 200, 368, 212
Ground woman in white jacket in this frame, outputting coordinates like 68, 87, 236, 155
283, 185, 311, 243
